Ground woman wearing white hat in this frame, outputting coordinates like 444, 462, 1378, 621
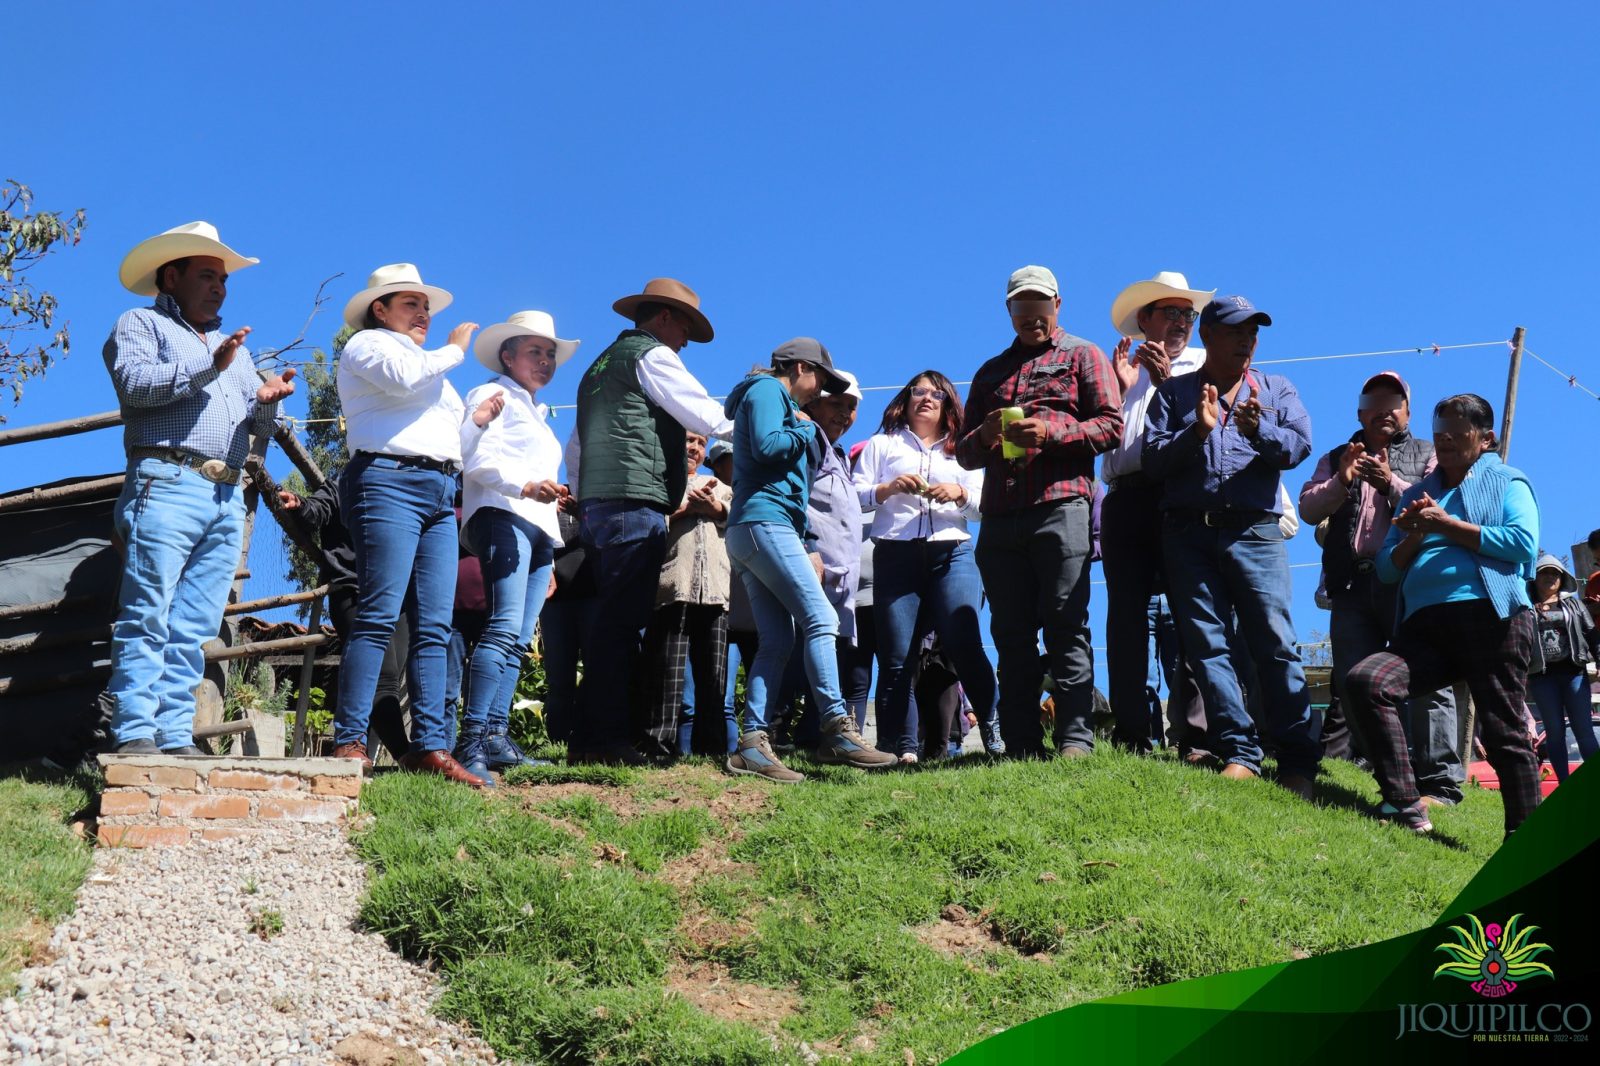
453, 311, 580, 782
332, 264, 501, 787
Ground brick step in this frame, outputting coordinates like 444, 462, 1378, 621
95, 755, 363, 847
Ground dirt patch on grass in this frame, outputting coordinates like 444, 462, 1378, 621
664, 957, 799, 1032
913, 903, 1052, 966
509, 782, 648, 819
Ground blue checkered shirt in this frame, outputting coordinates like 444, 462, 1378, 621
103, 293, 279, 467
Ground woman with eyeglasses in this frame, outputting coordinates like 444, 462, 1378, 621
852, 370, 994, 761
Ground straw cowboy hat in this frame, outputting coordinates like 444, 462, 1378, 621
344, 263, 454, 330
119, 221, 259, 297
612, 278, 714, 343
1109, 271, 1217, 338
473, 310, 581, 373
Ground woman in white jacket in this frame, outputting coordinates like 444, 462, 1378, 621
852, 370, 994, 762
455, 311, 579, 783
332, 264, 500, 787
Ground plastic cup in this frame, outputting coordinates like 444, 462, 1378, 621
1000, 407, 1026, 459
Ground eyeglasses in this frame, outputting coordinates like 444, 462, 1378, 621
1149, 306, 1200, 325
910, 386, 948, 402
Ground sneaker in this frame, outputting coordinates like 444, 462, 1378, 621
115, 739, 161, 755
160, 744, 206, 757
452, 735, 496, 789
482, 731, 547, 770
1376, 797, 1440, 832
726, 731, 805, 784
898, 752, 919, 765
814, 716, 898, 770
1419, 794, 1458, 809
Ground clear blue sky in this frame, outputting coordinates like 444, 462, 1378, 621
7, 2, 1597, 670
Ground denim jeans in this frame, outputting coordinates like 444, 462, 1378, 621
974, 497, 1096, 754
1329, 574, 1462, 799
575, 500, 667, 751
1529, 668, 1598, 781
1145, 595, 1181, 746
334, 455, 458, 752
107, 458, 245, 747
540, 595, 595, 744
1162, 512, 1320, 778
872, 539, 998, 758
727, 521, 847, 734
838, 605, 876, 730
461, 508, 556, 740
328, 588, 411, 759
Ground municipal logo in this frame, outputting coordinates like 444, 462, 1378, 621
1433, 914, 1554, 999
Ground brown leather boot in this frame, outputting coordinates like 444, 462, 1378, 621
1219, 763, 1259, 781
1277, 774, 1315, 801
331, 741, 373, 774
399, 749, 489, 788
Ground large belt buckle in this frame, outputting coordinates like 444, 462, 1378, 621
1202, 510, 1222, 528
198, 458, 233, 485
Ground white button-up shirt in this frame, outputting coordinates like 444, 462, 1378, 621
1101, 344, 1207, 482
461, 375, 565, 545
852, 428, 984, 542
337, 329, 472, 463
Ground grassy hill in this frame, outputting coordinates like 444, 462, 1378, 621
354, 749, 1506, 1064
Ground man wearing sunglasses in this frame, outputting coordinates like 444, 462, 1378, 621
1143, 296, 1319, 800
1298, 372, 1462, 809
955, 265, 1123, 758
1101, 272, 1215, 761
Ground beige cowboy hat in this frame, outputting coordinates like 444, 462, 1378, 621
343, 263, 454, 330
473, 310, 581, 373
1109, 271, 1217, 338
612, 277, 714, 343
119, 221, 259, 297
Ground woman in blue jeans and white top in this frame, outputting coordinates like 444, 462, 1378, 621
455, 311, 580, 783
333, 263, 503, 787
852, 370, 994, 761
1527, 553, 1600, 782
723, 338, 898, 782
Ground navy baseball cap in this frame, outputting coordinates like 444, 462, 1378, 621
1200, 295, 1273, 328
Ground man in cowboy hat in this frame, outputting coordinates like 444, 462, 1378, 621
569, 278, 733, 766
955, 265, 1123, 759
1298, 370, 1462, 804
1100, 272, 1215, 759
102, 222, 296, 754
1143, 295, 1319, 799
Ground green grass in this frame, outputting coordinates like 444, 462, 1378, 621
0, 771, 96, 993
354, 750, 1506, 1065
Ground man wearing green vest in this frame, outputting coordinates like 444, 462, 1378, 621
569, 278, 733, 765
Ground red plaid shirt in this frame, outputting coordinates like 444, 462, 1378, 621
956, 328, 1123, 514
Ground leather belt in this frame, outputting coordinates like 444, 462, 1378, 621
1168, 507, 1271, 529
354, 450, 462, 476
131, 446, 241, 486
1353, 557, 1377, 575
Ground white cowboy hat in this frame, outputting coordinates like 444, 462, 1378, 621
473, 310, 581, 373
119, 221, 259, 297
343, 263, 454, 330
1109, 271, 1217, 339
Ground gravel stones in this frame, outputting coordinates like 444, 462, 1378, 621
1, 824, 495, 1065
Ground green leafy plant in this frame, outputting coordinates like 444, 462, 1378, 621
0, 181, 85, 418
249, 909, 284, 940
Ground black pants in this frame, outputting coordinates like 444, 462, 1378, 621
327, 587, 409, 759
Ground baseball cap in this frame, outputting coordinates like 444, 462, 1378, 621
772, 337, 850, 394
1006, 265, 1059, 300
707, 439, 733, 464
1200, 295, 1272, 328
1361, 370, 1410, 399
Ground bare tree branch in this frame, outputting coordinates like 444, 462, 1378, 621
254, 272, 343, 369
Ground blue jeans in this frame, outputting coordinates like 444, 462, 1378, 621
1162, 513, 1320, 778
107, 458, 245, 747
540, 595, 595, 744
461, 508, 556, 740
974, 497, 1096, 755
575, 500, 667, 751
1529, 669, 1598, 782
873, 539, 998, 758
334, 455, 458, 752
727, 521, 847, 734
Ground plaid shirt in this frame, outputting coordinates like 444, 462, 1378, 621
103, 293, 278, 468
955, 328, 1123, 514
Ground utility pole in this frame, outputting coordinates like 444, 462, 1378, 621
1498, 326, 1526, 459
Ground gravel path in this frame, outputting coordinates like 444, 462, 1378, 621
1, 825, 496, 1066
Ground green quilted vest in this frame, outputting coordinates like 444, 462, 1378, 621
575, 329, 687, 511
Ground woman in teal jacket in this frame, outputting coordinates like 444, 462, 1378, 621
1346, 394, 1541, 838
723, 339, 897, 782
